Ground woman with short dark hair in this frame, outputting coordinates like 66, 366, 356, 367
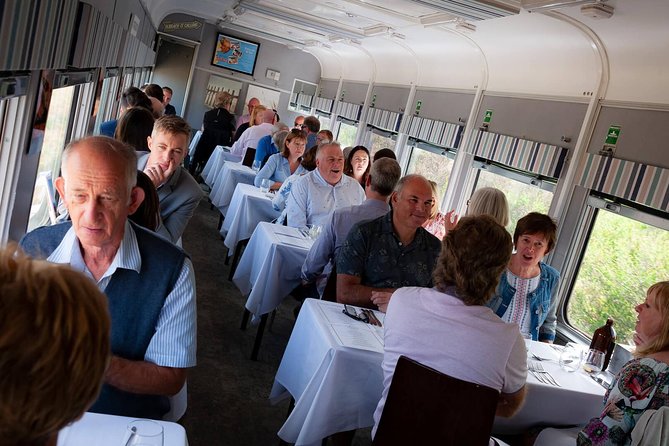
487, 212, 560, 342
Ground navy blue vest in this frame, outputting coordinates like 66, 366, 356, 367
20, 221, 187, 419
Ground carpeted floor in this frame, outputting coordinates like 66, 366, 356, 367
178, 198, 372, 445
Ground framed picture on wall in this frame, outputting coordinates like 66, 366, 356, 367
212, 33, 260, 76
245, 84, 281, 111
205, 75, 243, 111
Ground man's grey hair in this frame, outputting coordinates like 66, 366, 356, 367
316, 141, 342, 159
394, 173, 430, 195
272, 130, 289, 152
272, 122, 289, 135
61, 136, 137, 195
369, 158, 401, 196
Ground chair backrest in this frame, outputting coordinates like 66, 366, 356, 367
242, 147, 257, 167
373, 355, 500, 446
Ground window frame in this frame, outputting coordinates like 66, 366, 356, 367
560, 193, 669, 337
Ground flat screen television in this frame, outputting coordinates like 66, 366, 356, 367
211, 33, 260, 76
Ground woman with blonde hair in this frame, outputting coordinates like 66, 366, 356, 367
191, 90, 236, 175
536, 281, 669, 446
422, 181, 457, 240
467, 186, 510, 227
233, 104, 267, 142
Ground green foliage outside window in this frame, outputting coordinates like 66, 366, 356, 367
567, 210, 669, 343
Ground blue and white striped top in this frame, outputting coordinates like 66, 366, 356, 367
254, 153, 306, 187
47, 221, 197, 368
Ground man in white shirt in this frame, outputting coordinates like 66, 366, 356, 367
285, 142, 365, 229
230, 108, 276, 158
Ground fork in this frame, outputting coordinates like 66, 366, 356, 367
528, 361, 561, 387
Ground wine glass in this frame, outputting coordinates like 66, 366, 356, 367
251, 160, 261, 172
583, 349, 605, 374
260, 178, 271, 194
559, 342, 585, 373
124, 420, 163, 446
306, 224, 322, 240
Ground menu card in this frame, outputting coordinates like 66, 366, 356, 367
317, 301, 384, 353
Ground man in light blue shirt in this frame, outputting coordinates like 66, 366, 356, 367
285, 142, 365, 229
20, 136, 196, 419
301, 158, 401, 286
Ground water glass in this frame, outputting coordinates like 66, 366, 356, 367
307, 224, 322, 240
559, 342, 584, 372
583, 349, 605, 374
124, 420, 163, 446
260, 178, 271, 194
252, 160, 261, 172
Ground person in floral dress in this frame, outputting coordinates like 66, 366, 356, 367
578, 281, 669, 445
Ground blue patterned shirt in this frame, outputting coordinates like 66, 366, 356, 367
301, 198, 390, 283
47, 221, 197, 368
337, 211, 442, 289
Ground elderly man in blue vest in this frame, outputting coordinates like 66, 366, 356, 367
20, 136, 196, 420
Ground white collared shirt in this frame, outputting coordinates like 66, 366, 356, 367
285, 169, 365, 230
48, 221, 197, 368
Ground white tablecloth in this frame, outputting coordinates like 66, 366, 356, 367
233, 222, 314, 320
57, 412, 187, 446
210, 162, 256, 216
220, 183, 280, 255
270, 299, 385, 446
202, 146, 240, 186
269, 299, 606, 445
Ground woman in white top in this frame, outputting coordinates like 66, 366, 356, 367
254, 128, 307, 191
373, 215, 528, 438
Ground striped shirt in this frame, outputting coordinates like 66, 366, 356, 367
501, 269, 541, 339
47, 221, 197, 368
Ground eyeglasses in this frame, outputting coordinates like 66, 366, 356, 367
342, 304, 369, 323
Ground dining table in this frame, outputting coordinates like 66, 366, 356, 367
232, 222, 314, 360
209, 161, 256, 216
220, 183, 280, 255
57, 412, 187, 445
202, 145, 241, 187
269, 298, 607, 446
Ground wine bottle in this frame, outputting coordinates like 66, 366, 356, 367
589, 317, 616, 371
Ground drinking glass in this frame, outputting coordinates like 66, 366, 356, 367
124, 420, 163, 446
583, 349, 605, 374
307, 224, 322, 240
260, 178, 271, 194
252, 160, 261, 172
559, 342, 584, 372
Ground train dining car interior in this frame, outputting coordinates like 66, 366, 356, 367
2, 0, 669, 444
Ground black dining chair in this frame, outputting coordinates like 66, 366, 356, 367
373, 355, 500, 446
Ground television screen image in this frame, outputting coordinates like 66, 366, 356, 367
212, 33, 260, 75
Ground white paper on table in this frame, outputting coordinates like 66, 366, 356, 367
276, 234, 312, 249
328, 323, 384, 353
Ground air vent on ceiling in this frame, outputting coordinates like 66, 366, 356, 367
521, 0, 591, 12
409, 0, 520, 21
